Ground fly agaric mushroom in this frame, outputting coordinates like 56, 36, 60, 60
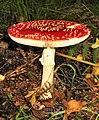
8, 20, 91, 99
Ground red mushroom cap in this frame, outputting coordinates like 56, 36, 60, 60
8, 20, 91, 47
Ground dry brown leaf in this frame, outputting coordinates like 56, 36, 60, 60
85, 73, 95, 87
0, 74, 5, 81
30, 94, 36, 106
84, 64, 99, 89
25, 90, 36, 98
66, 100, 87, 116
25, 87, 40, 98
25, 87, 40, 105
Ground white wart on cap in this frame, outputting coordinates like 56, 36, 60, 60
8, 20, 91, 48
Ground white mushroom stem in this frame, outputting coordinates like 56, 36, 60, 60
39, 47, 55, 99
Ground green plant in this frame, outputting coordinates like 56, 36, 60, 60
16, 104, 32, 120
55, 63, 76, 86
48, 110, 65, 120
92, 48, 99, 63
68, 44, 80, 56
82, 43, 90, 60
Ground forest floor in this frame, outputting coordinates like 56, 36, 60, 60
0, 33, 99, 120
0, 1, 99, 120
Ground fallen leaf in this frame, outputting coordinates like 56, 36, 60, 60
85, 73, 99, 92
25, 87, 40, 98
25, 87, 40, 105
84, 64, 99, 89
91, 38, 99, 48
25, 90, 36, 98
66, 100, 87, 116
85, 73, 95, 87
30, 94, 36, 106
0, 74, 5, 81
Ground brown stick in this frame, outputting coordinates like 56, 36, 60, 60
56, 52, 99, 67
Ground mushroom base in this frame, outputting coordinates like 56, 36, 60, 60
39, 47, 55, 99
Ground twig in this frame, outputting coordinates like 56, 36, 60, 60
56, 52, 99, 67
